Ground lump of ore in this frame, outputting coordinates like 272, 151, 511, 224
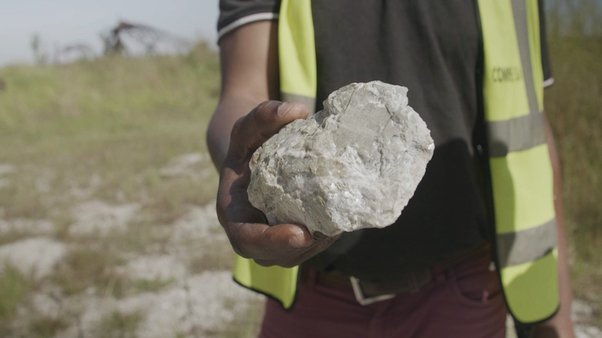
247, 81, 434, 236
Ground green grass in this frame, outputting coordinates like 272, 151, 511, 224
96, 311, 143, 338
51, 247, 126, 297
545, 34, 602, 324
132, 278, 174, 292
29, 317, 69, 338
0, 265, 30, 334
0, 43, 219, 222
0, 43, 232, 335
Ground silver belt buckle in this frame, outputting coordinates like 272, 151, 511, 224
350, 276, 396, 306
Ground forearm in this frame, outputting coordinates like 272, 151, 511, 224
206, 20, 279, 170
207, 96, 268, 169
533, 117, 575, 337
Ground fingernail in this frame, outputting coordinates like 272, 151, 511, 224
277, 102, 294, 117
288, 228, 311, 248
278, 102, 306, 118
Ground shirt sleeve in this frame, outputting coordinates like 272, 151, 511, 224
217, 0, 281, 41
539, 0, 554, 88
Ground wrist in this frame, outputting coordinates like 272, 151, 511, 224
531, 310, 575, 338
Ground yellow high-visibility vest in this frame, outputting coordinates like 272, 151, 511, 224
232, 0, 559, 327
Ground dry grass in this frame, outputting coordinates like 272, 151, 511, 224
0, 266, 30, 324
51, 247, 126, 297
29, 317, 69, 338
0, 43, 219, 222
0, 8, 600, 335
0, 43, 236, 336
96, 311, 144, 338
545, 34, 602, 326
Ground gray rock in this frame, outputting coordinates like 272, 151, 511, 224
248, 81, 434, 236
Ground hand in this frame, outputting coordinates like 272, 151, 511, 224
216, 101, 338, 267
531, 313, 576, 338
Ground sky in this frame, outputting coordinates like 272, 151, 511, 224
2, 1, 599, 66
0, 0, 219, 66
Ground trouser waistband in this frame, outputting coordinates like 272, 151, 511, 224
302, 243, 492, 303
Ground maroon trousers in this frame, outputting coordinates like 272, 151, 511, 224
259, 250, 507, 338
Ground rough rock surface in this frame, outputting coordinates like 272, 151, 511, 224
248, 81, 434, 236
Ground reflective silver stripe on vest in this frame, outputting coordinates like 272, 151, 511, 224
497, 218, 557, 267
486, 1, 545, 158
281, 92, 316, 114
487, 111, 546, 157
511, 0, 539, 115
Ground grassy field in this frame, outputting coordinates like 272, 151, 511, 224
0, 43, 220, 223
0, 44, 268, 337
0, 28, 600, 338
546, 34, 602, 324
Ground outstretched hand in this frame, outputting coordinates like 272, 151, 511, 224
216, 101, 338, 267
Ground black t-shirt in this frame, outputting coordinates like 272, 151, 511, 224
218, 0, 553, 283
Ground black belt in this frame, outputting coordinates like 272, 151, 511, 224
304, 243, 491, 305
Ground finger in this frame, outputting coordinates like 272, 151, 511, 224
228, 101, 309, 162
226, 221, 314, 261
217, 101, 309, 224
253, 231, 340, 267
285, 232, 340, 265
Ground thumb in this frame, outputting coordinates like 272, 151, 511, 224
228, 101, 309, 161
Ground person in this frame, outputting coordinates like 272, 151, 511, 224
207, 1, 575, 337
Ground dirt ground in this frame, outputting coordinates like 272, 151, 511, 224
0, 154, 599, 337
